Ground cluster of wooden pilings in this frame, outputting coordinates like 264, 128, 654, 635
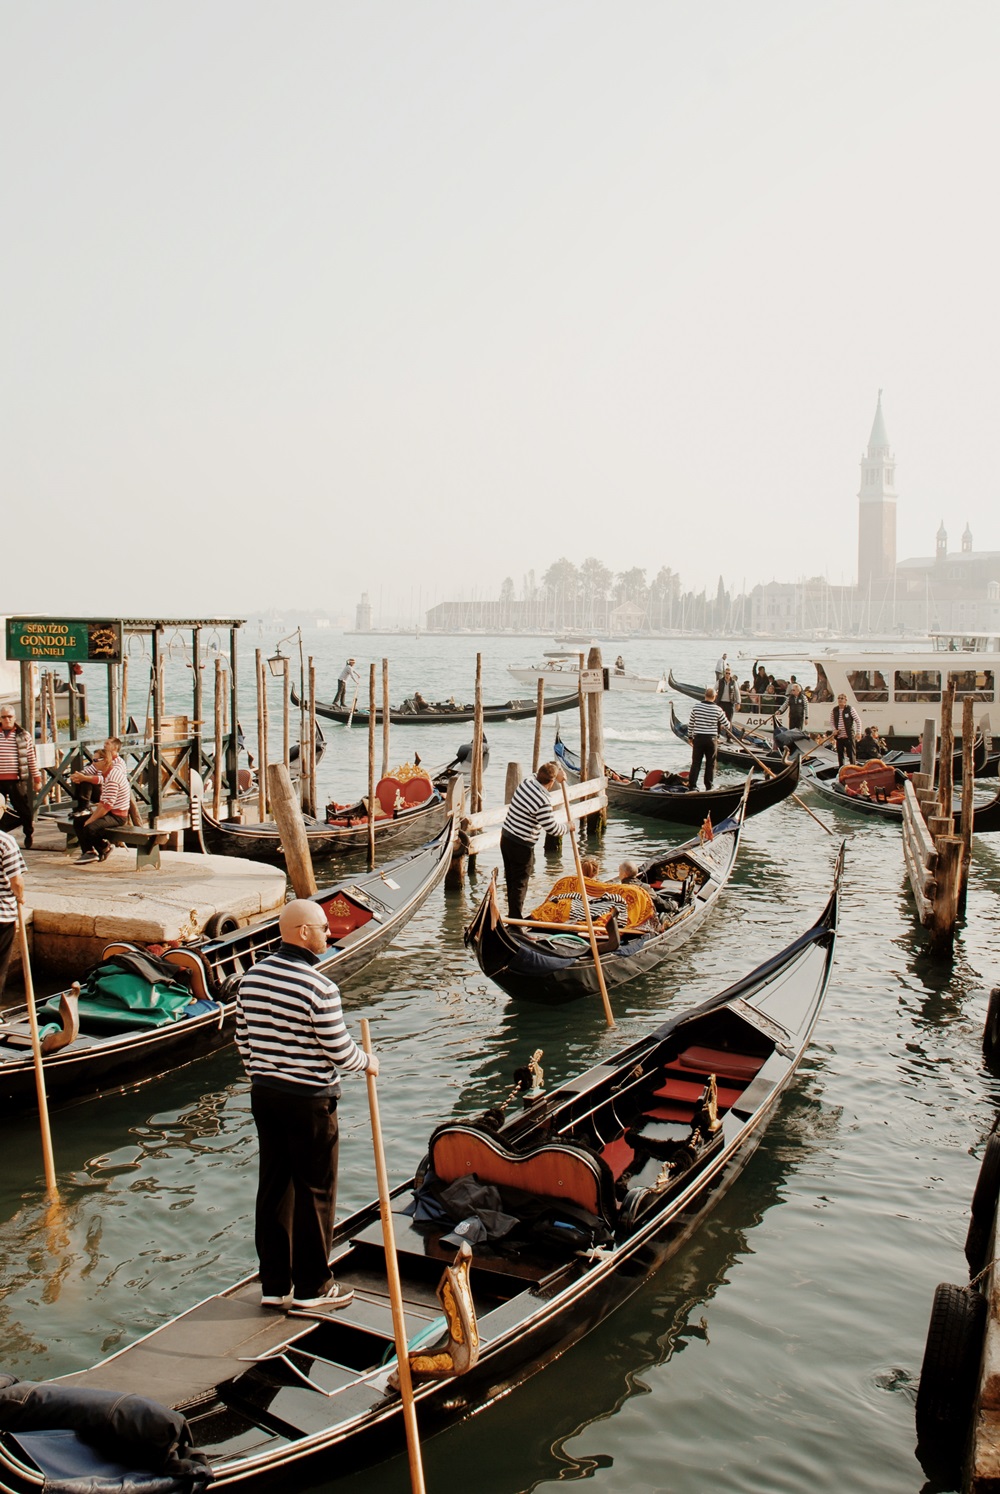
446, 647, 610, 890
902, 684, 977, 953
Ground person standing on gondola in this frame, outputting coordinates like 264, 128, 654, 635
831, 694, 862, 768
716, 667, 741, 723
0, 804, 26, 1001
0, 707, 41, 851
500, 761, 566, 919
237, 899, 379, 1312
687, 688, 735, 791
332, 659, 359, 708
785, 683, 808, 732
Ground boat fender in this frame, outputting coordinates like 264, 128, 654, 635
915, 1281, 986, 1463
204, 912, 241, 939
983, 987, 1000, 1073
965, 1122, 1000, 1275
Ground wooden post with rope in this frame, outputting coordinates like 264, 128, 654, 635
532, 679, 544, 775
559, 779, 615, 1028
360, 1018, 426, 1494
16, 905, 58, 1198
368, 664, 377, 871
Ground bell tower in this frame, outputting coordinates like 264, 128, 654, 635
857, 390, 897, 587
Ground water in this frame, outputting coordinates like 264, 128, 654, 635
4, 632, 1000, 1493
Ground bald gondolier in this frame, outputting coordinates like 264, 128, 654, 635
237, 899, 379, 1311
687, 688, 735, 791
0, 803, 26, 1000
0, 707, 41, 850
499, 761, 567, 919
333, 659, 360, 708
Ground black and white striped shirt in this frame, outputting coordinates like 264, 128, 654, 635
688, 701, 729, 738
502, 774, 561, 845
236, 944, 371, 1094
0, 831, 26, 924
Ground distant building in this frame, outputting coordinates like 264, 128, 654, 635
355, 593, 373, 632
857, 389, 897, 588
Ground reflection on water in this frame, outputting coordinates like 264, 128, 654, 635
3, 635, 1000, 1492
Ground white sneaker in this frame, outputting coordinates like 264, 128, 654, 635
289, 1283, 354, 1311
260, 1293, 291, 1309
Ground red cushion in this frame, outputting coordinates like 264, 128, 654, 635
600, 1137, 635, 1180
652, 1076, 742, 1110
674, 1046, 765, 1083
642, 769, 664, 790
400, 775, 433, 806
644, 1103, 695, 1124
321, 895, 374, 941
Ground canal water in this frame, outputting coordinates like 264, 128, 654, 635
3, 631, 999, 1494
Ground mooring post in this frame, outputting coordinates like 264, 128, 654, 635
532, 680, 544, 775
367, 664, 377, 871
505, 762, 522, 803
578, 652, 588, 785
267, 762, 317, 898
382, 657, 390, 780
585, 645, 607, 834
938, 681, 956, 817
255, 649, 267, 824
213, 658, 224, 822
959, 694, 975, 916
928, 835, 961, 954
444, 775, 467, 891
920, 718, 936, 784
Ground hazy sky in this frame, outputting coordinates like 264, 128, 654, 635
4, 2, 998, 621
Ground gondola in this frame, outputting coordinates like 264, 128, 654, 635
773, 721, 995, 779
804, 760, 1000, 830
668, 668, 787, 718
669, 701, 785, 770
0, 820, 454, 1114
293, 683, 579, 727
0, 856, 841, 1492
464, 790, 747, 1003
554, 732, 802, 826
194, 766, 452, 866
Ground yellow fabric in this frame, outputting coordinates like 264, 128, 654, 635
528, 876, 656, 928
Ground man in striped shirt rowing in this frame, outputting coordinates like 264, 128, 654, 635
687, 688, 736, 792
499, 760, 567, 919
236, 899, 379, 1312
73, 738, 131, 863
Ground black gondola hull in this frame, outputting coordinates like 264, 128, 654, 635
294, 685, 580, 727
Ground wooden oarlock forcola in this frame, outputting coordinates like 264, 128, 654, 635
559, 779, 615, 1029
360, 1019, 426, 1494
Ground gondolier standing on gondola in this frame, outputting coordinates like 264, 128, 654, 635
237, 899, 379, 1312
687, 688, 736, 791
332, 659, 359, 708
831, 693, 862, 768
500, 761, 566, 919
0, 803, 26, 1000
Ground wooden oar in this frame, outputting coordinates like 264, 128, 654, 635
345, 683, 361, 730
559, 780, 615, 1028
360, 1018, 425, 1494
794, 731, 837, 765
16, 904, 58, 1197
727, 733, 835, 836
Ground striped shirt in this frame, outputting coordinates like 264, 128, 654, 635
0, 728, 37, 782
0, 831, 26, 923
236, 944, 371, 1093
688, 701, 730, 738
98, 757, 131, 815
502, 774, 561, 845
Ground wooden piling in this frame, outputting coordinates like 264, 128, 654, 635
307, 658, 318, 817
585, 645, 606, 834
471, 655, 484, 815
382, 658, 390, 780
928, 835, 962, 954
505, 763, 522, 803
959, 694, 975, 916
938, 680, 956, 817
920, 719, 936, 784
267, 763, 317, 898
368, 664, 377, 871
532, 680, 544, 775
120, 656, 129, 735
213, 658, 224, 822
578, 653, 588, 786
444, 775, 467, 890
256, 650, 267, 824
282, 658, 290, 771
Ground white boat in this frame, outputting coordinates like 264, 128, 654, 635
742, 632, 1000, 746
509, 657, 667, 694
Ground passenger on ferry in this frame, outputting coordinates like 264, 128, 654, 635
831, 694, 863, 768
785, 683, 808, 731
614, 656, 626, 674
716, 667, 742, 722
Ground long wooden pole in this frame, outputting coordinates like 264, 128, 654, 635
959, 694, 975, 916
360, 1019, 426, 1494
308, 658, 318, 817
578, 653, 588, 783
939, 680, 956, 821
559, 780, 615, 1028
261, 658, 270, 820
266, 763, 317, 898
16, 905, 58, 1197
471, 654, 484, 815
382, 658, 391, 780
734, 736, 835, 836
532, 679, 544, 775
255, 650, 266, 824
368, 664, 377, 871
282, 659, 290, 771
120, 656, 129, 735
213, 659, 224, 821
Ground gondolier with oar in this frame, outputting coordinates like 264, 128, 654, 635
237, 899, 379, 1312
333, 658, 359, 708
500, 760, 567, 919
687, 687, 737, 792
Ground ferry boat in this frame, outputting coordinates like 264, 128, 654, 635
510, 655, 666, 694
746, 633, 999, 747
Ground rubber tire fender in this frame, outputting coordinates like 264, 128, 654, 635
983, 986, 1000, 1071
966, 1126, 1000, 1276
204, 911, 241, 939
915, 1281, 986, 1456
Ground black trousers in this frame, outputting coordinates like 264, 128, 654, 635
0, 781, 33, 842
689, 735, 718, 791
77, 811, 127, 855
0, 920, 16, 1001
718, 700, 735, 722
836, 737, 857, 767
250, 1084, 339, 1300
500, 831, 535, 920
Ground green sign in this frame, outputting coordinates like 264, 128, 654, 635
5, 618, 123, 664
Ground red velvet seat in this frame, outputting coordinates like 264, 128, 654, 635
669, 1046, 766, 1084
600, 1137, 635, 1180
652, 1075, 743, 1110
400, 775, 433, 806
321, 895, 373, 942
642, 769, 664, 789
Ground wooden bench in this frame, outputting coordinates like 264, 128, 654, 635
55, 813, 170, 868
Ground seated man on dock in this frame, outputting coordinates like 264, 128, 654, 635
73, 745, 131, 864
